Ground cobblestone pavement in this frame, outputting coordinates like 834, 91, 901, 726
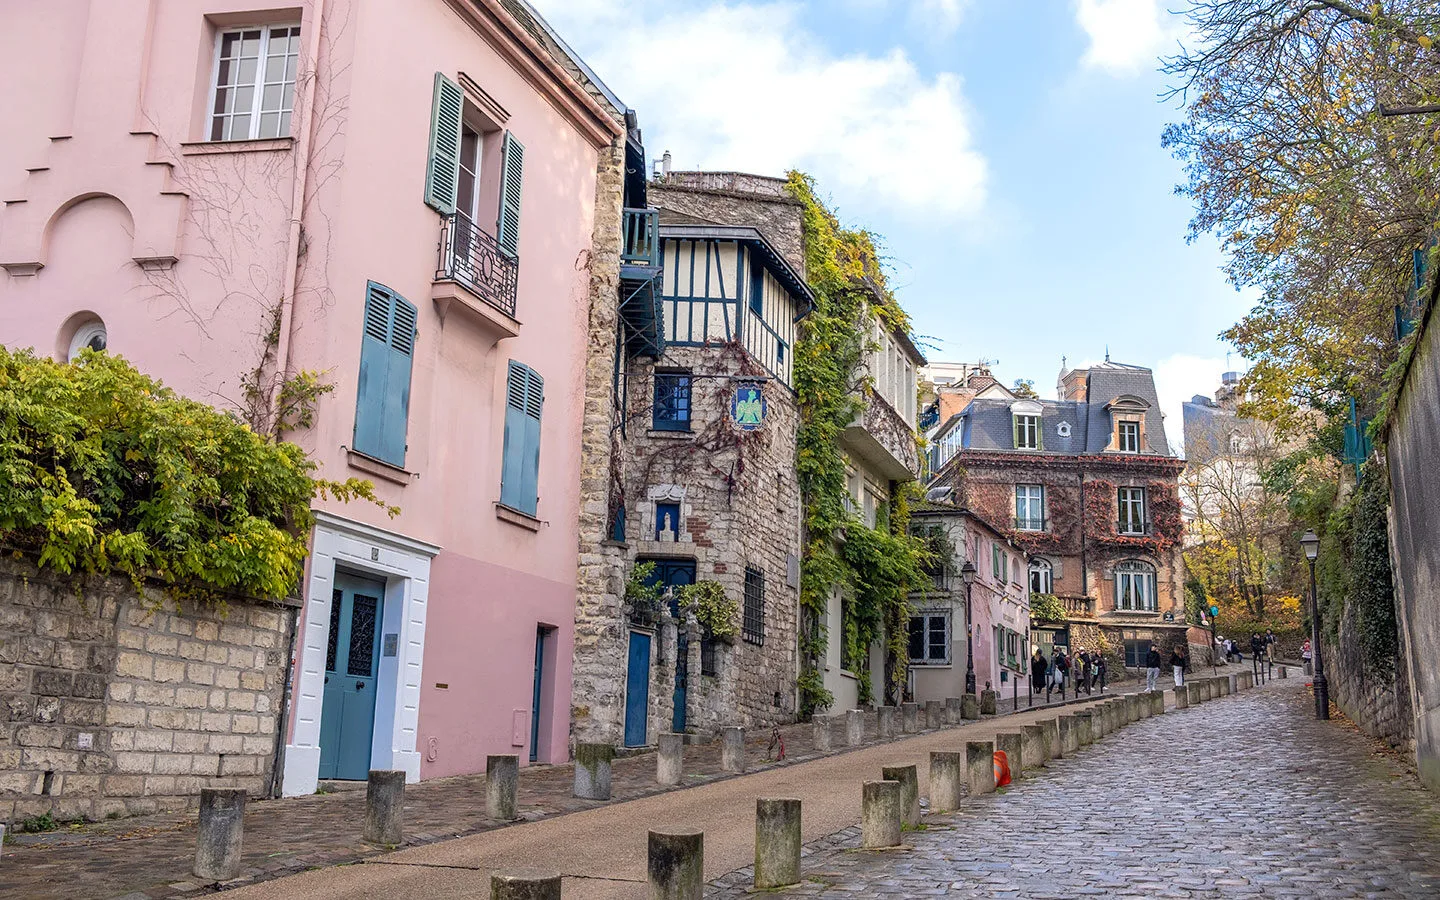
710, 679, 1440, 898
0, 683, 1156, 900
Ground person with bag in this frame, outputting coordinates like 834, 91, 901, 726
1301, 638, 1313, 675
1030, 648, 1047, 695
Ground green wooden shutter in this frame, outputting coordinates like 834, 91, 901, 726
500, 361, 543, 515
1036, 417, 1043, 451
1012, 415, 1019, 449
424, 72, 464, 214
496, 131, 525, 258
354, 282, 416, 467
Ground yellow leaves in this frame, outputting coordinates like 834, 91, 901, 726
1417, 35, 1433, 50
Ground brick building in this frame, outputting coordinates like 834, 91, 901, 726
931, 360, 1190, 670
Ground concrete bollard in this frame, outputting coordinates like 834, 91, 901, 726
1186, 683, 1201, 707
657, 733, 685, 786
1150, 690, 1165, 716
881, 764, 920, 827
812, 717, 832, 753
1074, 710, 1095, 746
945, 697, 961, 725
1094, 703, 1110, 736
995, 732, 1023, 779
487, 754, 520, 820
877, 706, 897, 740
1202, 680, 1215, 702
574, 743, 615, 800
1021, 724, 1048, 769
901, 702, 919, 733
980, 689, 998, 716
1125, 695, 1140, 723
961, 693, 981, 720
1174, 685, 1189, 709
490, 870, 562, 900
1133, 693, 1149, 720
649, 827, 704, 900
966, 740, 997, 795
925, 699, 944, 730
721, 726, 746, 773
929, 751, 965, 813
1279, 665, 1288, 679
1041, 718, 1062, 759
1229, 673, 1239, 694
861, 780, 903, 848
1220, 676, 1232, 695
1109, 700, 1124, 732
754, 798, 802, 889
1058, 716, 1079, 755
363, 769, 406, 845
846, 709, 864, 746
193, 788, 246, 882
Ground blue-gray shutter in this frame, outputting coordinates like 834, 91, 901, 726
496, 131, 525, 258
500, 361, 543, 515
353, 282, 416, 467
424, 73, 464, 214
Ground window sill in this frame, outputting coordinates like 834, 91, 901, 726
179, 137, 295, 156
909, 662, 953, 669
646, 429, 693, 440
347, 450, 413, 486
495, 503, 542, 532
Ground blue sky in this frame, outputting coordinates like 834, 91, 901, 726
539, 0, 1255, 448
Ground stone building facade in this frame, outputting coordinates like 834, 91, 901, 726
0, 559, 291, 826
932, 361, 1189, 669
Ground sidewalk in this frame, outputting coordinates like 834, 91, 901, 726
0, 685, 1157, 900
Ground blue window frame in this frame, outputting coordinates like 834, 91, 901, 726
653, 372, 691, 431
655, 502, 680, 540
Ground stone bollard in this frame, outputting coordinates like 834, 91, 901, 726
1220, 676, 1232, 695
846, 709, 864, 746
487, 754, 520, 820
490, 870, 562, 900
1041, 718, 1062, 759
1202, 680, 1215, 702
1058, 716, 1079, 756
945, 697, 962, 725
961, 693, 980, 720
574, 743, 615, 800
1108, 700, 1124, 732
193, 788, 247, 882
812, 717, 833, 753
901, 702, 919, 733
1186, 683, 1201, 707
925, 699, 944, 730
980, 689, 998, 716
721, 726, 746, 773
649, 827, 704, 899
1126, 695, 1140, 723
1229, 673, 1239, 694
1174, 685, 1189, 709
657, 733, 685, 786
1133, 693, 1149, 720
861, 781, 903, 848
1074, 710, 1095, 746
881, 764, 920, 827
877, 706, 897, 740
1094, 703, 1110, 736
363, 770, 406, 845
754, 798, 802, 889
995, 732, 1023, 779
966, 740, 997, 795
1021, 724, 1048, 769
1150, 690, 1165, 716
929, 751, 965, 813
1279, 665, 1288, 679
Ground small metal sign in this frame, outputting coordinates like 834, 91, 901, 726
383, 633, 399, 657
731, 382, 766, 430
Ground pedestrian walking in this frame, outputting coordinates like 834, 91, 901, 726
1169, 645, 1186, 687
1095, 653, 1107, 693
1145, 643, 1162, 691
1301, 638, 1313, 675
1031, 649, 1047, 695
1077, 648, 1092, 694
1049, 649, 1069, 700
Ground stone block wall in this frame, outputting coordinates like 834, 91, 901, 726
0, 559, 292, 825
1326, 602, 1416, 757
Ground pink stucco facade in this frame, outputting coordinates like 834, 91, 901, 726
1, 0, 621, 792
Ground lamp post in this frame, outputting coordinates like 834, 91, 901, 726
961, 560, 977, 696
1300, 530, 1329, 720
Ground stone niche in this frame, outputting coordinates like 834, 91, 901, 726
0, 558, 293, 825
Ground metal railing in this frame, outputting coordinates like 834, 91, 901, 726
1014, 516, 1047, 532
1117, 518, 1153, 536
437, 211, 519, 318
622, 207, 660, 268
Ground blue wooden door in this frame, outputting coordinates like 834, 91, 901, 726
624, 632, 651, 747
639, 559, 696, 735
318, 572, 385, 780
530, 628, 546, 762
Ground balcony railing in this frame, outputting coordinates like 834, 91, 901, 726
1014, 516, 1047, 532
622, 207, 660, 268
1063, 596, 1096, 618
437, 212, 518, 318
1117, 518, 1153, 536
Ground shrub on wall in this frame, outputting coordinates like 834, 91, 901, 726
0, 348, 388, 602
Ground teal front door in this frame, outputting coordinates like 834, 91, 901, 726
318, 571, 385, 781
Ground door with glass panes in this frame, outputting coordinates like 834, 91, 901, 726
318, 572, 386, 780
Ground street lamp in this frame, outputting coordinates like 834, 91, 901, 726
1300, 530, 1329, 720
961, 560, 977, 696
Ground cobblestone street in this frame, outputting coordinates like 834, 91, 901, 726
711, 679, 1440, 898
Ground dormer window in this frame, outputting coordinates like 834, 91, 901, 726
1118, 420, 1140, 453
1015, 415, 1040, 449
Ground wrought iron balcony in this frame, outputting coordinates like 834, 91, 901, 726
1013, 516, 1047, 532
437, 212, 518, 318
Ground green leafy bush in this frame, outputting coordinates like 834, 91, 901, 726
1029, 593, 1065, 624
676, 579, 739, 641
0, 347, 387, 601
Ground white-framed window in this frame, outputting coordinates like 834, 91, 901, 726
66, 319, 108, 361
1118, 487, 1147, 534
1015, 484, 1044, 531
907, 610, 951, 665
1117, 419, 1141, 453
1015, 414, 1040, 450
1029, 558, 1053, 595
1114, 560, 1157, 611
208, 25, 301, 141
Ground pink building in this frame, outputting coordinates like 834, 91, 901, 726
0, 0, 624, 794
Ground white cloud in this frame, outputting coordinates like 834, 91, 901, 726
536, 0, 987, 218
1074, 0, 1182, 75
1153, 354, 1238, 455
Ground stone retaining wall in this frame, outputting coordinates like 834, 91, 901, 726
1326, 600, 1416, 756
0, 559, 293, 825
